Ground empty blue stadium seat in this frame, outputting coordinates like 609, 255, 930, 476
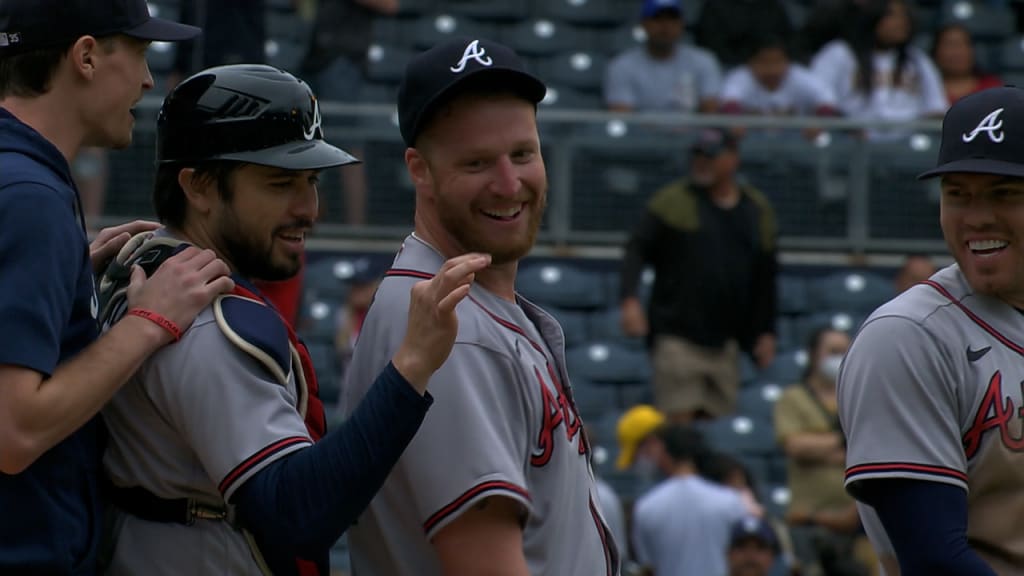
758, 484, 791, 520
536, 0, 634, 26
303, 257, 364, 301
371, 16, 420, 48
307, 341, 341, 404
442, 0, 529, 21
867, 136, 943, 241
795, 310, 866, 346
265, 9, 310, 42
587, 306, 646, 350
539, 85, 604, 110
940, 0, 1015, 40
296, 297, 340, 342
413, 13, 497, 50
600, 24, 646, 57
698, 415, 778, 458
517, 262, 608, 309
810, 270, 895, 316
1000, 35, 1024, 70
536, 50, 608, 92
264, 38, 304, 70
500, 18, 581, 56
737, 383, 786, 422
757, 348, 808, 386
365, 43, 416, 84
777, 274, 809, 315
767, 453, 788, 486
566, 341, 652, 385
570, 377, 620, 423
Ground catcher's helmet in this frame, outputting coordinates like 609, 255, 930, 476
156, 64, 358, 170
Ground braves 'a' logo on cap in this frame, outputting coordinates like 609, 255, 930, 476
303, 96, 322, 141
450, 39, 493, 73
962, 108, 1005, 143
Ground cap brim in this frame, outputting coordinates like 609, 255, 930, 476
219, 140, 360, 171
615, 445, 637, 470
918, 158, 1024, 180
123, 17, 202, 42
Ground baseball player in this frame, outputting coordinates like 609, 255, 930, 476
838, 86, 1024, 575
0, 1, 235, 573
339, 37, 620, 576
96, 64, 490, 576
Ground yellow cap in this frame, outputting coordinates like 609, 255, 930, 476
615, 405, 666, 470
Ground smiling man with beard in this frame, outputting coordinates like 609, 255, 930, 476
95, 63, 491, 576
339, 38, 620, 576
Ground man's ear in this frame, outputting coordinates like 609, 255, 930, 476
178, 167, 216, 215
405, 147, 433, 193
67, 36, 103, 82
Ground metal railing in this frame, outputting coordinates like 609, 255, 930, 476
96, 97, 949, 257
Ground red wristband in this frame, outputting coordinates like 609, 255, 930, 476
126, 308, 182, 342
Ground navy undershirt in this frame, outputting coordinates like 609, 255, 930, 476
232, 362, 433, 575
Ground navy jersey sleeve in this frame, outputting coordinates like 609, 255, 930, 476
0, 183, 84, 376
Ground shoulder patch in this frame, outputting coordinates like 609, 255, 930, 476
648, 179, 699, 232
214, 294, 292, 385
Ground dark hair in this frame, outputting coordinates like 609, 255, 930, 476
153, 161, 241, 228
700, 451, 760, 495
801, 325, 845, 382
747, 34, 790, 62
0, 36, 118, 99
847, 0, 915, 95
930, 23, 986, 77
657, 424, 708, 464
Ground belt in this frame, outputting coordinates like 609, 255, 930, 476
102, 478, 228, 526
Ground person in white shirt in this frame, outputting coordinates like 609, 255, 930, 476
632, 425, 750, 576
721, 34, 837, 117
810, 0, 946, 139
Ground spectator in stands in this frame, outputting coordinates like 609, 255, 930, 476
334, 259, 383, 390
616, 404, 667, 480
170, 0, 267, 87
727, 516, 781, 576
299, 0, 399, 227
604, 0, 722, 113
700, 452, 765, 518
931, 23, 1003, 105
694, 0, 793, 70
620, 128, 778, 424
810, 0, 947, 139
720, 34, 838, 136
774, 326, 876, 576
893, 253, 936, 293
632, 424, 750, 576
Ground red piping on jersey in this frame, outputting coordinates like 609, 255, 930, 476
589, 497, 615, 576
218, 436, 311, 495
922, 280, 1024, 357
845, 462, 968, 483
422, 481, 532, 535
385, 268, 434, 280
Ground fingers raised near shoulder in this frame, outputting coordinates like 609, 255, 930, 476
434, 252, 491, 292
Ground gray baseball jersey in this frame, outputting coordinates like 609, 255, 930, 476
101, 293, 313, 575
339, 235, 620, 576
839, 264, 1024, 574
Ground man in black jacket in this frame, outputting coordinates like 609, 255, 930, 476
620, 129, 778, 423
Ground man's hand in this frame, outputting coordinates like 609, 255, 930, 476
89, 220, 161, 274
123, 247, 235, 345
620, 297, 648, 338
392, 252, 491, 393
753, 332, 776, 369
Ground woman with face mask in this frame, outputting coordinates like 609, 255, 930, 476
773, 327, 879, 576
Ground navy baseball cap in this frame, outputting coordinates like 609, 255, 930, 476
642, 0, 684, 19
397, 37, 547, 147
730, 516, 779, 551
0, 0, 200, 54
918, 86, 1024, 180
691, 128, 739, 156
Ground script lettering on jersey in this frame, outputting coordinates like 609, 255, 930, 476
531, 363, 586, 466
962, 371, 1024, 459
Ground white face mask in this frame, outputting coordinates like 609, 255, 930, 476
819, 353, 845, 382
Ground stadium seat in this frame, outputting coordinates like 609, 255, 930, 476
758, 484, 792, 520
737, 383, 785, 422
442, 0, 529, 21
296, 297, 340, 342
544, 307, 591, 348
264, 38, 304, 70
777, 274, 809, 315
867, 137, 943, 241
265, 9, 309, 42
566, 341, 651, 385
738, 353, 760, 387
394, 0, 433, 17
698, 415, 778, 458
757, 348, 808, 386
371, 17, 421, 48
365, 43, 416, 84
536, 50, 608, 92
600, 469, 656, 503
599, 24, 646, 58
500, 18, 580, 56
767, 453, 788, 486
1000, 35, 1024, 71
306, 341, 341, 404
146, 42, 176, 74
604, 267, 655, 310
809, 270, 895, 316
363, 139, 417, 226
570, 377, 620, 423
517, 262, 608, 309
587, 306, 646, 350
303, 257, 365, 301
536, 0, 633, 26
940, 1, 1015, 41
539, 85, 604, 110
794, 310, 865, 347
413, 13, 497, 50
568, 123, 687, 232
